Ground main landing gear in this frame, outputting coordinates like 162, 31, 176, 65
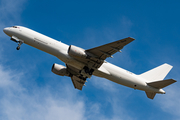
83, 66, 94, 75
79, 66, 94, 81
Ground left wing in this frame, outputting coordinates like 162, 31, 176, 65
71, 75, 86, 90
86, 37, 135, 60
66, 65, 87, 90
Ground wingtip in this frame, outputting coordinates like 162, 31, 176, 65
128, 37, 135, 40
172, 79, 177, 83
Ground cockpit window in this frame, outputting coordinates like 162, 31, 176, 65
12, 26, 18, 28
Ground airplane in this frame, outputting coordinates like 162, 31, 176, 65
3, 26, 176, 99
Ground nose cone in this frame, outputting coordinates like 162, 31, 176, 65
3, 27, 9, 34
3, 27, 10, 36
3, 27, 8, 33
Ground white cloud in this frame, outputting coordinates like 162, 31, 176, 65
0, 64, 87, 120
0, 0, 26, 24
156, 85, 180, 119
0, 61, 136, 120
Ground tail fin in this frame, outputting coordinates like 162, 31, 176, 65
140, 63, 173, 82
141, 63, 176, 100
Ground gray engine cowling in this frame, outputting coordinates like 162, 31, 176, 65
68, 45, 87, 59
51, 63, 69, 76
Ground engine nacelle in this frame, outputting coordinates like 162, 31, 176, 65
68, 45, 87, 59
51, 63, 69, 76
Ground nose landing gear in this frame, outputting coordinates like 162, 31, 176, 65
10, 36, 23, 50
16, 41, 23, 50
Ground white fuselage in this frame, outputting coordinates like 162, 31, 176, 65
3, 26, 165, 94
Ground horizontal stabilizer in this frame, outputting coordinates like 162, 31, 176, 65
145, 91, 156, 99
147, 79, 176, 89
140, 63, 173, 82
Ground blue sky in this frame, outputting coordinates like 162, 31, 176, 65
0, 0, 180, 120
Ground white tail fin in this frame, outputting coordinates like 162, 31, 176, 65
140, 63, 173, 82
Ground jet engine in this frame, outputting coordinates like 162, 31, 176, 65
68, 45, 87, 59
51, 63, 69, 76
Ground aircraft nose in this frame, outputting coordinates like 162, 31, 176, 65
3, 27, 9, 34
3, 27, 11, 36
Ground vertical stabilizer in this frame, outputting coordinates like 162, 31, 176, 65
140, 63, 173, 82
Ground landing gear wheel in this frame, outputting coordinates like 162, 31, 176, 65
83, 66, 94, 75
16, 41, 23, 50
16, 46, 20, 50
85, 68, 89, 73
89, 69, 94, 75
